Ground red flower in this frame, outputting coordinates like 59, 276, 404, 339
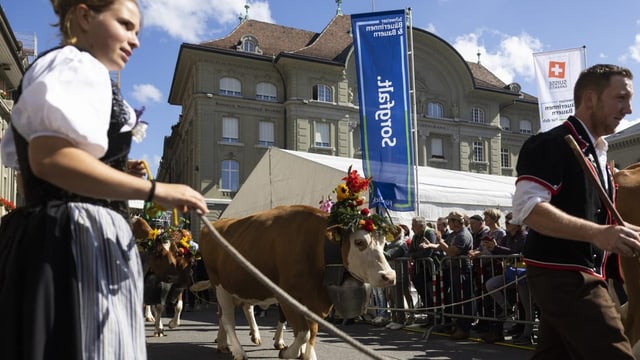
363, 219, 375, 232
360, 208, 370, 216
0, 197, 15, 212
342, 166, 371, 195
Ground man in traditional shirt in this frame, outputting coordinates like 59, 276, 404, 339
512, 64, 640, 358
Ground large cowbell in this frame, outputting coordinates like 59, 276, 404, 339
323, 264, 372, 319
327, 267, 371, 319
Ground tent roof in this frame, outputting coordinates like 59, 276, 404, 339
221, 148, 516, 224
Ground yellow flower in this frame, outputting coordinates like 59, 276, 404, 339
335, 183, 350, 201
148, 228, 161, 240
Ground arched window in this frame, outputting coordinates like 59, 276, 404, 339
242, 39, 256, 52
256, 82, 277, 102
219, 77, 241, 97
313, 84, 332, 103
426, 102, 444, 118
519, 120, 533, 134
471, 107, 485, 123
221, 160, 239, 191
237, 35, 262, 54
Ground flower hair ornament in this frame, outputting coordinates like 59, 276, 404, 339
326, 166, 393, 240
131, 106, 148, 143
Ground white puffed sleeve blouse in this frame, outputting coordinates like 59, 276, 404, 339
1, 46, 137, 169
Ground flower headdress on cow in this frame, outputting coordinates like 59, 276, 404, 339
134, 159, 199, 258
326, 166, 393, 240
136, 214, 200, 258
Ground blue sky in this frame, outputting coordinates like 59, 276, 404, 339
3, 0, 640, 174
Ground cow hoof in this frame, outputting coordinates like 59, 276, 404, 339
250, 335, 261, 345
145, 316, 155, 322
153, 331, 165, 337
274, 343, 287, 350
217, 346, 231, 354
278, 346, 295, 358
168, 319, 180, 329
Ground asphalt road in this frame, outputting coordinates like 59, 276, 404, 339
145, 304, 534, 360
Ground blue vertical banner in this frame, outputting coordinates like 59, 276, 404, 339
351, 10, 415, 211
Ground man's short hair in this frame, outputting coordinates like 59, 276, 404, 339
447, 211, 466, 223
469, 214, 483, 222
412, 216, 427, 226
574, 64, 633, 108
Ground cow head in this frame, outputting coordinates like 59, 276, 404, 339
132, 216, 196, 287
324, 166, 397, 287
147, 229, 196, 286
342, 228, 396, 288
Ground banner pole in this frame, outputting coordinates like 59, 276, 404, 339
406, 7, 420, 217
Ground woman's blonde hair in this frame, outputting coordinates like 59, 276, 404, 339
50, 0, 139, 44
483, 207, 502, 226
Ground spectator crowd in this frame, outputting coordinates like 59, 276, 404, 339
367, 208, 534, 346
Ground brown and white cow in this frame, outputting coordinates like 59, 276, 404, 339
191, 278, 287, 349
199, 204, 396, 360
131, 216, 195, 336
613, 163, 640, 356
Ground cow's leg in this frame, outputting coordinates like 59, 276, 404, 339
168, 291, 183, 329
153, 303, 165, 337
279, 328, 309, 359
242, 304, 262, 345
302, 320, 318, 360
144, 304, 155, 322
216, 304, 231, 353
278, 304, 311, 359
216, 286, 247, 360
273, 307, 287, 350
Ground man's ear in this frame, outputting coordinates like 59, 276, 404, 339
583, 89, 598, 112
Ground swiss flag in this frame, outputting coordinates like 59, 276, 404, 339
548, 61, 566, 79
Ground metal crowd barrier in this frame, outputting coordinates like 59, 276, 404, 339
367, 254, 535, 329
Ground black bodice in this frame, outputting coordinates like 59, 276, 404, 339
13, 52, 133, 217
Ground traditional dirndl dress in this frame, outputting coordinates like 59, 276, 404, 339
0, 46, 146, 359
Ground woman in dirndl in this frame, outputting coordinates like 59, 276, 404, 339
0, 1, 208, 359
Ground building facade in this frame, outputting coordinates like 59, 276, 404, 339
0, 7, 29, 217
161, 13, 541, 225
607, 123, 640, 170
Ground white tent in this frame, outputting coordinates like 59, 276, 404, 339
221, 148, 516, 224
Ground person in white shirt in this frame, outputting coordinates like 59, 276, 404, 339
512, 64, 640, 359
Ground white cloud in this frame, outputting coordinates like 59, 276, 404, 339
139, 0, 274, 43
629, 34, 640, 62
135, 153, 162, 175
131, 83, 163, 103
423, 23, 437, 34
452, 30, 543, 84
